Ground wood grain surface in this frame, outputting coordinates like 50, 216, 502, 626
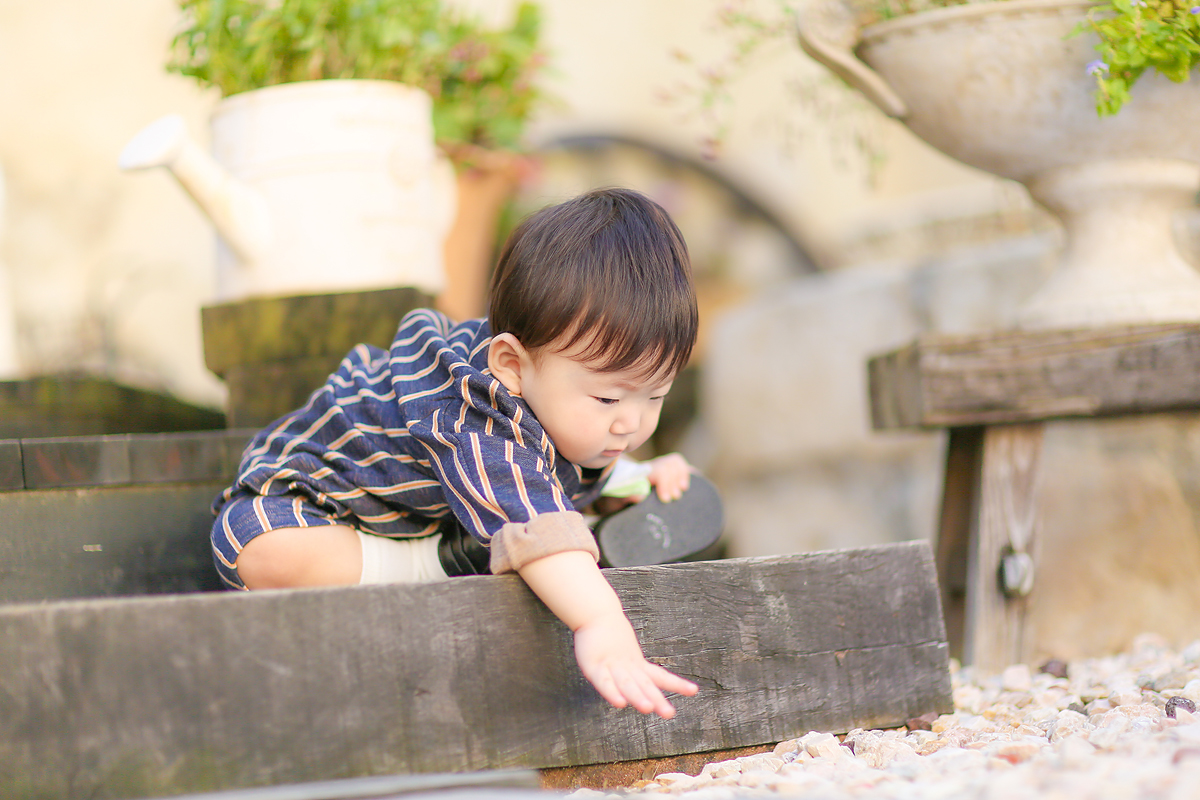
868, 324, 1200, 429
0, 544, 950, 799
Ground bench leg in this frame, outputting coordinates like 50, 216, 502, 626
936, 423, 1044, 672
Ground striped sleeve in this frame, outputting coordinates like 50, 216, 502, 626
394, 310, 602, 571
406, 406, 578, 538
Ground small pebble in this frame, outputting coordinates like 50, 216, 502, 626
1001, 664, 1033, 692
906, 711, 938, 731
1166, 696, 1197, 719
1040, 658, 1069, 679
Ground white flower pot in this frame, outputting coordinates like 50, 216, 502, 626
123, 80, 456, 301
800, 0, 1200, 328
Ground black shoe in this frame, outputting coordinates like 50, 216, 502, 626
437, 518, 492, 576
594, 474, 724, 568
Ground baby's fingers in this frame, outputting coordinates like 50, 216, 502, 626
649, 455, 693, 502
652, 469, 690, 502
655, 480, 686, 502
583, 665, 629, 711
612, 664, 678, 719
646, 661, 699, 697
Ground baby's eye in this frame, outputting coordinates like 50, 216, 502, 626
593, 397, 618, 405
651, 394, 668, 402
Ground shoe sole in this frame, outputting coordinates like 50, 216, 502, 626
595, 474, 724, 568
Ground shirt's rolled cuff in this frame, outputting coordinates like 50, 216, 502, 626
489, 511, 600, 574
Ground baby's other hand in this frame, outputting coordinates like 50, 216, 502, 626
645, 453, 693, 502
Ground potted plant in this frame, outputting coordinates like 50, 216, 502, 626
685, 0, 1200, 329
123, 0, 546, 310
840, 0, 1200, 118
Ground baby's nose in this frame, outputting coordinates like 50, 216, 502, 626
611, 408, 640, 435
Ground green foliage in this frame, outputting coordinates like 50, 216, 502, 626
168, 0, 547, 151
432, 2, 545, 153
1075, 0, 1200, 116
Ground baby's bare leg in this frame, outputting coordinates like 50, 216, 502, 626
236, 525, 362, 589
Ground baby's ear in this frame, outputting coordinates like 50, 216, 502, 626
487, 333, 528, 395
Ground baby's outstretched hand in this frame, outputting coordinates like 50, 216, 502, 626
518, 549, 698, 719
645, 452, 693, 502
573, 610, 699, 719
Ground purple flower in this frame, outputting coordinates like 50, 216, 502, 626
1192, 5, 1200, 11
1087, 59, 1109, 76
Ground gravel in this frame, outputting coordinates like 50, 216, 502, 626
570, 634, 1200, 800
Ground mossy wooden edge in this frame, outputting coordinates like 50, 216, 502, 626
0, 376, 224, 438
201, 287, 434, 376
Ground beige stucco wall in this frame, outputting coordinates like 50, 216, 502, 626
0, 0, 220, 400
0, 0, 999, 409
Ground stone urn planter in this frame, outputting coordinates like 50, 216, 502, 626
799, 0, 1200, 329
121, 80, 456, 302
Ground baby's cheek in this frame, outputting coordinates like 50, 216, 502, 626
643, 407, 663, 435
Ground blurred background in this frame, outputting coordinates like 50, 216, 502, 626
0, 0, 1102, 573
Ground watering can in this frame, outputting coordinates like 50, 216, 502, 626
120, 80, 456, 302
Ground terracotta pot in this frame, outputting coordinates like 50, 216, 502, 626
799, 0, 1200, 328
437, 148, 526, 323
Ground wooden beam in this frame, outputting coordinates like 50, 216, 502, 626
0, 376, 225, 438
963, 424, 1044, 672
0, 430, 254, 603
868, 323, 1200, 429
0, 483, 229, 602
933, 427, 984, 664
200, 288, 432, 377
0, 544, 951, 799
200, 288, 432, 427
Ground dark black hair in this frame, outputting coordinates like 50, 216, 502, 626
488, 187, 697, 378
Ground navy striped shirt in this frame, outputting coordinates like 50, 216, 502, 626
217, 309, 610, 548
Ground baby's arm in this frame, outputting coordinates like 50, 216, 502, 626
518, 549, 698, 718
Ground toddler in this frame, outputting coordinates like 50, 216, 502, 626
211, 187, 721, 718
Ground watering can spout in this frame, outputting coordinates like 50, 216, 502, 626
119, 114, 272, 265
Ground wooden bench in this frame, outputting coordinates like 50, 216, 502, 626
868, 323, 1200, 671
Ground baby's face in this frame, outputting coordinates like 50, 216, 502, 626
517, 342, 674, 470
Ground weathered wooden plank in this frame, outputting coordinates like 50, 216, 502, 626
0, 439, 22, 490
933, 427, 984, 664
868, 323, 1200, 429
15, 429, 251, 490
200, 287, 432, 376
200, 288, 432, 427
0, 376, 225, 438
0, 482, 227, 602
963, 424, 1044, 672
223, 358, 346, 428
0, 544, 951, 799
